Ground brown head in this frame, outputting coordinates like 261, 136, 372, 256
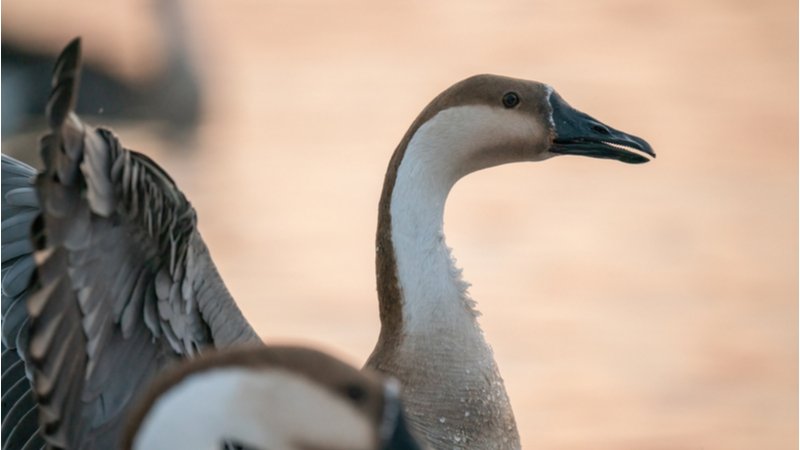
124, 345, 425, 450
391, 74, 654, 179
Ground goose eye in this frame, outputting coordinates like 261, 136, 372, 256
343, 383, 368, 404
502, 92, 520, 108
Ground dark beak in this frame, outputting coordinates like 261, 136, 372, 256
548, 91, 655, 164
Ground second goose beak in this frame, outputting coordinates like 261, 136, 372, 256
379, 379, 425, 450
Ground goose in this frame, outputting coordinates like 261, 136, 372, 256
0, 38, 654, 449
123, 345, 424, 450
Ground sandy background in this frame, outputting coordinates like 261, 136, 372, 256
2, 0, 797, 448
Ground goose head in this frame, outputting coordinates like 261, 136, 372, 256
124, 346, 424, 450
391, 74, 654, 188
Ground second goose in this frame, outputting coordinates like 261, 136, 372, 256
124, 345, 424, 450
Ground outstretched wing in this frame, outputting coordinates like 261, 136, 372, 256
3, 38, 259, 449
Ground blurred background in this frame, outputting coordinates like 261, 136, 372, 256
2, 0, 797, 448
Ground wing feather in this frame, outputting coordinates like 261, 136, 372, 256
18, 433, 46, 450
4, 404, 40, 450
0, 156, 40, 450
2, 385, 35, 444
2, 210, 39, 246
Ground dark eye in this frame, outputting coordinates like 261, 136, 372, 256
343, 383, 367, 404
502, 92, 520, 108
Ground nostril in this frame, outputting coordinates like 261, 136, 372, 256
591, 124, 611, 135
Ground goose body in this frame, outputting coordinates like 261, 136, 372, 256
0, 39, 653, 449
123, 345, 424, 450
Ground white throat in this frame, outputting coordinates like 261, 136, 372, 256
388, 105, 526, 449
133, 368, 373, 450
391, 105, 536, 337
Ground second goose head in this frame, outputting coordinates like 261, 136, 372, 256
124, 345, 424, 450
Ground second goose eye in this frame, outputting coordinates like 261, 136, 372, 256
502, 92, 520, 108
343, 383, 368, 404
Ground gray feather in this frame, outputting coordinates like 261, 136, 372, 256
1, 155, 36, 179
4, 188, 39, 209
2, 210, 39, 245
18, 433, 46, 450
1, 240, 34, 264
1, 355, 25, 384
2, 257, 35, 298
1, 297, 29, 349
46, 38, 81, 130
80, 137, 115, 217
2, 385, 35, 444
4, 403, 40, 450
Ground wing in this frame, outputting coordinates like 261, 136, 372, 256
2, 155, 46, 450
6, 38, 260, 449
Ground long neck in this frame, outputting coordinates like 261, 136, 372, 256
368, 110, 520, 449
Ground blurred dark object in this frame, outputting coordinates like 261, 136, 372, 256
2, 0, 203, 145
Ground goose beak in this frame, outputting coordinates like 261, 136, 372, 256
548, 91, 655, 164
379, 379, 425, 450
